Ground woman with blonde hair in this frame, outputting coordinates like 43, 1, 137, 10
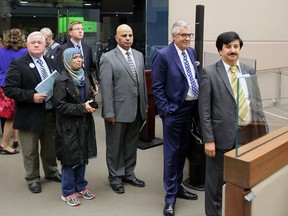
0, 28, 27, 154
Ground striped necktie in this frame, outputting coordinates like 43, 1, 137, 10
126, 52, 139, 94
126, 52, 139, 82
182, 52, 199, 98
37, 59, 49, 80
230, 65, 248, 121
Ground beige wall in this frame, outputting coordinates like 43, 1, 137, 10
169, 0, 288, 70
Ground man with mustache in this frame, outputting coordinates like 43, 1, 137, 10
198, 31, 268, 215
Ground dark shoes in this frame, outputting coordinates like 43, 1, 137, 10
29, 182, 41, 193
176, 188, 198, 200
123, 177, 146, 187
45, 174, 61, 182
163, 203, 175, 216
110, 183, 125, 194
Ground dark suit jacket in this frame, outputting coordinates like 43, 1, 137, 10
54, 39, 96, 76
199, 60, 267, 150
4, 54, 58, 132
151, 42, 200, 117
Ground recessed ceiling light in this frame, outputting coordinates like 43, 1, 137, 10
84, 3, 92, 6
20, 1, 29, 3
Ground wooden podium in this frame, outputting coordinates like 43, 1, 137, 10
224, 126, 288, 216
138, 70, 163, 149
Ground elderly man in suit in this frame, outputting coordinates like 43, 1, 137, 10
54, 20, 98, 79
4, 31, 61, 193
99, 24, 148, 194
199, 31, 268, 216
152, 20, 199, 216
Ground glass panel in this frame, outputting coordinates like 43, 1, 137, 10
235, 70, 288, 156
146, 0, 168, 69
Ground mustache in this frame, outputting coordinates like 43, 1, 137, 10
229, 52, 238, 56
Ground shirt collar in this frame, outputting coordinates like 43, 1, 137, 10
222, 60, 240, 73
70, 39, 81, 47
117, 45, 132, 56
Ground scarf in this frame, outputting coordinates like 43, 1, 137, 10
63, 47, 85, 87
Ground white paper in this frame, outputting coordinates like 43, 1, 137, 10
35, 70, 60, 101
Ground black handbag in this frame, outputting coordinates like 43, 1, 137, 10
191, 118, 203, 145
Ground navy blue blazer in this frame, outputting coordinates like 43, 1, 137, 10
151, 43, 199, 117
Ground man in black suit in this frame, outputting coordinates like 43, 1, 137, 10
54, 21, 98, 79
4, 31, 61, 193
199, 31, 268, 216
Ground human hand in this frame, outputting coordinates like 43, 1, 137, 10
105, 117, 116, 125
34, 93, 47, 103
205, 142, 216, 157
85, 100, 96, 113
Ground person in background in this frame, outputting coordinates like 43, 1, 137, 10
0, 28, 27, 154
53, 47, 97, 207
54, 21, 99, 80
99, 24, 148, 194
4, 31, 61, 193
151, 20, 199, 216
40, 27, 60, 60
199, 31, 268, 216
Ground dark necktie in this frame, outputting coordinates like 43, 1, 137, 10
230, 65, 248, 121
182, 52, 199, 98
37, 59, 49, 80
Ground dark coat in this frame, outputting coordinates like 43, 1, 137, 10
53, 70, 97, 166
4, 54, 58, 132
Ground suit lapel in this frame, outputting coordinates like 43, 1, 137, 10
170, 43, 186, 78
114, 47, 137, 82
216, 60, 234, 98
25, 55, 42, 83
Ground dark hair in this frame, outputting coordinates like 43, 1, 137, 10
216, 31, 243, 52
2, 28, 26, 50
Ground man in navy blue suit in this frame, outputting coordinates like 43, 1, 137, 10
152, 20, 200, 216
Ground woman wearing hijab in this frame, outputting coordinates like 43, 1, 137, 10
0, 28, 27, 154
53, 47, 97, 206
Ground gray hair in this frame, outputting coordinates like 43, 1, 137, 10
171, 20, 190, 36
27, 31, 45, 43
40, 27, 53, 37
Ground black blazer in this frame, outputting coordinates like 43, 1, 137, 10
4, 54, 58, 132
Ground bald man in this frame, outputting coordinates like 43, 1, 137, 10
99, 24, 148, 194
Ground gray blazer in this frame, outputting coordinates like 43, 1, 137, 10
199, 60, 267, 150
100, 46, 148, 122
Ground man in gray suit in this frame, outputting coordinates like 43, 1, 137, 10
199, 31, 268, 216
99, 24, 148, 194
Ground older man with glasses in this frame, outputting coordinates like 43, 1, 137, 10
40, 27, 60, 60
152, 20, 200, 216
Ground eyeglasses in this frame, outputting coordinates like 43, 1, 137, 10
177, 33, 194, 39
71, 27, 84, 31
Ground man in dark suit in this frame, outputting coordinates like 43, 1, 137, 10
199, 31, 268, 216
99, 24, 148, 194
54, 21, 98, 79
151, 20, 199, 216
4, 31, 61, 193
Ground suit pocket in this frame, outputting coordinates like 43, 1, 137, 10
114, 97, 124, 102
